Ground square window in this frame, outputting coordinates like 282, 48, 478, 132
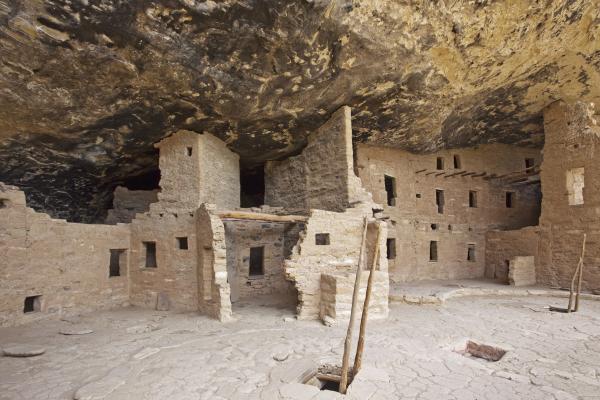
24, 295, 41, 313
315, 233, 330, 245
429, 241, 438, 262
467, 244, 476, 262
143, 241, 157, 268
109, 249, 126, 277
249, 246, 264, 276
386, 238, 396, 259
177, 237, 189, 250
469, 191, 478, 208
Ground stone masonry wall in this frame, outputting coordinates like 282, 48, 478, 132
356, 143, 541, 283
537, 101, 600, 291
128, 207, 199, 312
285, 207, 388, 320
485, 227, 540, 283
265, 106, 368, 211
224, 220, 297, 302
0, 184, 130, 327
155, 131, 240, 211
105, 186, 158, 224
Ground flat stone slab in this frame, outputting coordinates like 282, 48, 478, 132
59, 328, 94, 336
2, 345, 46, 357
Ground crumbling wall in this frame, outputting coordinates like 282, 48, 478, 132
537, 101, 600, 291
224, 220, 297, 301
155, 131, 240, 210
197, 204, 232, 321
485, 227, 540, 283
265, 106, 370, 211
285, 207, 388, 320
356, 143, 541, 283
508, 256, 536, 286
0, 184, 130, 327
105, 186, 158, 224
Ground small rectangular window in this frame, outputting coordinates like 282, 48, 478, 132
453, 155, 461, 169
384, 175, 397, 206
186, 146, 193, 156
525, 158, 535, 170
0, 198, 8, 208
436, 189, 444, 214
429, 241, 438, 262
386, 238, 396, 260
24, 295, 41, 313
143, 241, 157, 268
566, 167, 585, 206
436, 157, 444, 170
315, 233, 330, 245
469, 191, 478, 208
177, 237, 189, 250
467, 244, 476, 262
109, 249, 126, 277
505, 192, 515, 208
249, 246, 264, 276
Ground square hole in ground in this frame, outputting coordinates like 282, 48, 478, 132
303, 364, 354, 392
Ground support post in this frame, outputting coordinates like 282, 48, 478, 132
339, 216, 369, 394
574, 233, 587, 312
353, 222, 382, 374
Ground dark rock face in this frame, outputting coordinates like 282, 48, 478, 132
0, 0, 599, 222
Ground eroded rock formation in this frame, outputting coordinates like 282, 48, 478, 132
1, 0, 599, 221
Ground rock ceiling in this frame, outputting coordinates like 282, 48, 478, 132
1, 0, 599, 221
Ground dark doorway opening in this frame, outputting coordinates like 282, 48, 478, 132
453, 155, 461, 169
429, 241, 438, 261
384, 175, 396, 206
143, 241, 157, 268
386, 238, 396, 259
249, 246, 264, 276
506, 192, 515, 208
436, 190, 445, 214
109, 249, 126, 277
240, 165, 265, 207
177, 237, 189, 250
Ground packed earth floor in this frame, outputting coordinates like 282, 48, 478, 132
1, 295, 599, 400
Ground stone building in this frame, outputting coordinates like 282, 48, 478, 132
3, 101, 600, 328
0, 106, 389, 327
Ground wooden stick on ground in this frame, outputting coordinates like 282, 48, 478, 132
339, 216, 369, 394
574, 233, 587, 312
353, 222, 382, 375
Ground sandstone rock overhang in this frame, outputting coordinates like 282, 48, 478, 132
0, 0, 598, 221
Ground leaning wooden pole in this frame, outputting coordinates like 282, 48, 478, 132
574, 233, 587, 312
339, 217, 369, 394
353, 222, 382, 375
567, 233, 586, 312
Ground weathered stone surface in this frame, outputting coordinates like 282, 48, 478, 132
59, 328, 94, 336
1, 1, 598, 221
2, 344, 46, 357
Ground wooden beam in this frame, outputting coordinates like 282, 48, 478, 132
415, 169, 427, 174
218, 211, 308, 223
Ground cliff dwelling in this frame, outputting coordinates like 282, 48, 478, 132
1, 1, 600, 399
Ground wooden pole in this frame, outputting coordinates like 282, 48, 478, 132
567, 233, 586, 312
574, 233, 587, 312
218, 211, 308, 223
353, 222, 382, 374
339, 217, 369, 394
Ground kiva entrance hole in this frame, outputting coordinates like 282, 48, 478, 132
303, 364, 354, 392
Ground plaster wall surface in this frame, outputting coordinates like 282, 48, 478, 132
0, 184, 130, 327
105, 186, 158, 224
356, 143, 541, 283
537, 101, 600, 291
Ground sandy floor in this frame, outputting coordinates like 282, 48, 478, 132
1, 295, 599, 400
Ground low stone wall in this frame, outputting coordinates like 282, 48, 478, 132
485, 227, 540, 283
105, 186, 158, 224
320, 271, 389, 322
0, 184, 130, 327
